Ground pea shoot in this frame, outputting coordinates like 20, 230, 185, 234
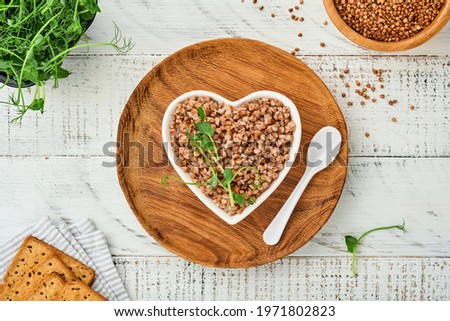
345, 219, 406, 277
162, 106, 261, 208
0, 0, 134, 123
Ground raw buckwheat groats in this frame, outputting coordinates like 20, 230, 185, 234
335, 0, 445, 42
169, 96, 295, 215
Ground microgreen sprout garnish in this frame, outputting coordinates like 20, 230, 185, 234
345, 219, 406, 277
162, 106, 262, 208
0, 0, 134, 123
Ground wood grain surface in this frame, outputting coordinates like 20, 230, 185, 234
117, 38, 348, 268
77, 0, 450, 55
0, 55, 448, 157
115, 256, 450, 301
323, 0, 450, 52
1, 156, 449, 257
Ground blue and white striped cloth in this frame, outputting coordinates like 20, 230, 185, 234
0, 217, 129, 301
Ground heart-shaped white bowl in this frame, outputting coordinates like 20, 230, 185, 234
162, 90, 301, 225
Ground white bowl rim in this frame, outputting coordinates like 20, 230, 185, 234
162, 90, 302, 225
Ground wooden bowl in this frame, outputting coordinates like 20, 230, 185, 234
323, 0, 450, 52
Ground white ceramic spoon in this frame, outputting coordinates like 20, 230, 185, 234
263, 126, 342, 246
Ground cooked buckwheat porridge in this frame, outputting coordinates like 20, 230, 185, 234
169, 96, 296, 215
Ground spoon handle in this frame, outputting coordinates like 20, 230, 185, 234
263, 168, 315, 246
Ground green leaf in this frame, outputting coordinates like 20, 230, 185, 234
196, 121, 214, 136
79, 0, 101, 14
52, 66, 70, 79
197, 106, 206, 121
223, 168, 233, 184
21, 58, 39, 83
34, 34, 45, 47
28, 98, 45, 113
233, 193, 245, 205
209, 176, 218, 190
345, 235, 358, 253
22, 69, 39, 84
0, 60, 10, 70
248, 196, 255, 205
80, 11, 96, 22
201, 135, 214, 151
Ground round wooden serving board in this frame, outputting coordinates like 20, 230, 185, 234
117, 38, 348, 268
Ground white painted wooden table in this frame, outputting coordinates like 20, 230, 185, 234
1, 0, 449, 300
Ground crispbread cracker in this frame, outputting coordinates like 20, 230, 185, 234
58, 280, 107, 301
25, 272, 66, 301
26, 274, 107, 301
1, 254, 77, 301
3, 236, 95, 287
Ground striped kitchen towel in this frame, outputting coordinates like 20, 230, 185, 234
56, 222, 118, 300
0, 216, 129, 301
69, 219, 130, 301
